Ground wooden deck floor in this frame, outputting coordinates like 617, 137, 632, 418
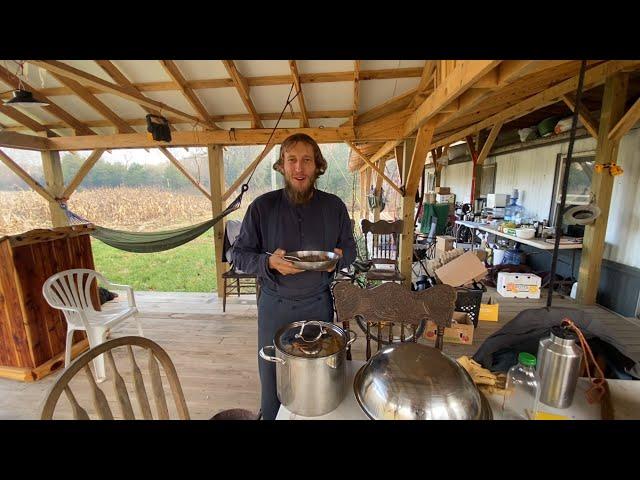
1, 288, 639, 420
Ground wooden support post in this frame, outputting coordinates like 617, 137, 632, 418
207, 145, 226, 298
577, 73, 629, 305
41, 150, 68, 228
399, 137, 416, 288
359, 172, 366, 221
363, 168, 372, 221
372, 159, 386, 222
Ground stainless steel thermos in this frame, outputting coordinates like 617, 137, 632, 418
536, 326, 583, 408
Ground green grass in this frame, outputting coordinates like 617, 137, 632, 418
91, 230, 217, 292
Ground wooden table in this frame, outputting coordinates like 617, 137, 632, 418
276, 359, 640, 420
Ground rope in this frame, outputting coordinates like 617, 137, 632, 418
560, 318, 606, 404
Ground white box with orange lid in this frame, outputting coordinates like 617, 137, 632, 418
497, 272, 541, 299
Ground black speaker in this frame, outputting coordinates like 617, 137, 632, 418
146, 114, 171, 142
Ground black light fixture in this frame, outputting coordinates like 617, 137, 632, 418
2, 61, 49, 108
4, 88, 49, 108
146, 113, 171, 141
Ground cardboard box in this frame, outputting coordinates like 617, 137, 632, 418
435, 187, 450, 195
436, 235, 455, 253
435, 251, 488, 287
424, 312, 474, 345
436, 193, 455, 204
479, 303, 499, 322
497, 272, 541, 299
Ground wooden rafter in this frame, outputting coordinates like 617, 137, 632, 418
561, 94, 600, 139
0, 64, 94, 136
352, 60, 361, 126
48, 73, 136, 134
406, 120, 437, 195
32, 67, 424, 96
159, 60, 216, 128
342, 88, 417, 127
0, 105, 56, 136
409, 60, 436, 109
0, 148, 55, 202
288, 61, 309, 128
608, 96, 640, 142
29, 60, 207, 127
430, 60, 640, 150
345, 141, 402, 195
160, 147, 211, 200
221, 61, 263, 129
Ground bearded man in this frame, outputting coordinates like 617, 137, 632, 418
232, 133, 357, 420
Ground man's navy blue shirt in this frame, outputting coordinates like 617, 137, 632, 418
232, 188, 357, 299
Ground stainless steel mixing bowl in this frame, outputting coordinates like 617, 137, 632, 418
353, 342, 492, 420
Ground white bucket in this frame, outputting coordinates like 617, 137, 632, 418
493, 248, 506, 266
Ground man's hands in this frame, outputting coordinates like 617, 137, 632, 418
267, 247, 343, 274
268, 248, 304, 276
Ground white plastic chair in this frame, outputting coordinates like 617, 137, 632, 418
42, 268, 144, 382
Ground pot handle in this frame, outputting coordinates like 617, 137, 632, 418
259, 345, 285, 364
294, 320, 325, 343
346, 329, 358, 346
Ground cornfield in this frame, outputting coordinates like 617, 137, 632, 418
0, 187, 243, 236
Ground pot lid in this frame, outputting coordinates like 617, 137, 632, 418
274, 320, 345, 358
353, 342, 486, 420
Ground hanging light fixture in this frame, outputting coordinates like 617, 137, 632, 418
2, 61, 49, 108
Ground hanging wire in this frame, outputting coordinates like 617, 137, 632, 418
546, 60, 587, 307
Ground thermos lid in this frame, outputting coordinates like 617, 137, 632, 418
551, 325, 578, 341
518, 352, 537, 367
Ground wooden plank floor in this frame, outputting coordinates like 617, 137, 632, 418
1, 288, 639, 420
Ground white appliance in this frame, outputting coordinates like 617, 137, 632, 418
486, 193, 510, 208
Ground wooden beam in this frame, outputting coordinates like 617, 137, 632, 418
608, 96, 640, 142
345, 141, 403, 195
0, 64, 94, 136
207, 145, 226, 298
33, 67, 426, 96
41, 150, 68, 227
561, 94, 600, 139
403, 61, 502, 137
399, 137, 416, 288
288, 61, 309, 128
29, 60, 206, 127
577, 73, 629, 305
372, 158, 387, 222
394, 144, 404, 182
159, 60, 216, 128
159, 148, 211, 200
430, 60, 640, 150
352, 60, 361, 126
409, 61, 436, 109
344, 88, 417, 126
0, 131, 50, 150
222, 144, 276, 201
406, 120, 437, 195
1, 109, 356, 131
222, 61, 263, 129
477, 122, 503, 166
48, 73, 136, 134
45, 127, 362, 150
0, 105, 55, 136
62, 150, 106, 198
0, 149, 55, 201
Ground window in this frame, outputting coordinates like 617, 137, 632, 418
549, 152, 595, 226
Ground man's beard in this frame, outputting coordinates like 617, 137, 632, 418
284, 174, 316, 205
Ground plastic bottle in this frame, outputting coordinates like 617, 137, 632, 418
502, 352, 541, 420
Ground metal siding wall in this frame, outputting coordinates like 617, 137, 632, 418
438, 129, 640, 268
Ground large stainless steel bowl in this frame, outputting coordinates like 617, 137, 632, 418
286, 250, 341, 272
353, 342, 492, 420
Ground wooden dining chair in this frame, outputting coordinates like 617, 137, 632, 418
332, 282, 456, 360
40, 336, 260, 420
360, 219, 405, 283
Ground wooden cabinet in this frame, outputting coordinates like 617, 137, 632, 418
0, 225, 97, 381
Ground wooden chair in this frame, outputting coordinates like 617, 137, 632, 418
360, 219, 405, 283
332, 282, 456, 360
221, 220, 259, 312
41, 336, 260, 420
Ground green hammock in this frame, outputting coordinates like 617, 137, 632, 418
60, 189, 243, 253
